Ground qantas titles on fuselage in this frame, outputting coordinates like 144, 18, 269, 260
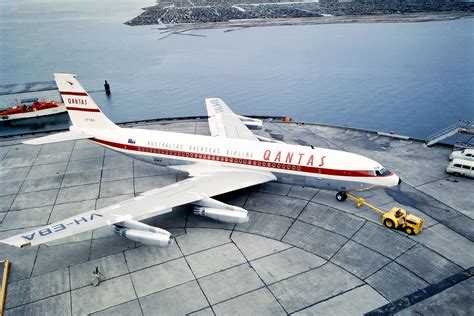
263, 150, 325, 167
144, 140, 325, 167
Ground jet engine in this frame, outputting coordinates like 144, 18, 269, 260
193, 207, 249, 224
114, 219, 174, 247
193, 198, 249, 224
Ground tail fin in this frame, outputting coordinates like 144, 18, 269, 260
54, 73, 119, 130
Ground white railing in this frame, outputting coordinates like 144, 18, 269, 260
425, 120, 473, 146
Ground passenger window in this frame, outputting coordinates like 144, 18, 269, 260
461, 165, 470, 170
453, 164, 462, 168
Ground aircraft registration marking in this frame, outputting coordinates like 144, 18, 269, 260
21, 213, 104, 241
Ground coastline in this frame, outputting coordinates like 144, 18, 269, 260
153, 12, 474, 32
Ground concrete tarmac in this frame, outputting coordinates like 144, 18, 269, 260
0, 119, 473, 315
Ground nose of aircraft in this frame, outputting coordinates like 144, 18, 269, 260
392, 173, 401, 187
385, 173, 401, 188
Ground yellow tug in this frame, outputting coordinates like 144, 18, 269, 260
347, 194, 424, 235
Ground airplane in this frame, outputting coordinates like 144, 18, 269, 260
0, 73, 400, 249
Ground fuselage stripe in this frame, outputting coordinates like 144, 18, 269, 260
60, 91, 88, 96
66, 106, 101, 112
92, 138, 391, 178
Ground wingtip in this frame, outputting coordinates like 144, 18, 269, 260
0, 237, 23, 248
22, 139, 41, 145
205, 97, 223, 102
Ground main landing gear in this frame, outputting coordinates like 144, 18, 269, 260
336, 191, 347, 202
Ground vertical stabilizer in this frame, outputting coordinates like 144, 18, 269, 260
54, 73, 118, 130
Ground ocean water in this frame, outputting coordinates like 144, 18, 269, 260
1, 0, 473, 139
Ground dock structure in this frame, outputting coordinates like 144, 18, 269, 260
0, 119, 473, 315
425, 120, 474, 147
0, 81, 57, 96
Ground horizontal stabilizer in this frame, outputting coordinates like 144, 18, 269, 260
23, 131, 93, 145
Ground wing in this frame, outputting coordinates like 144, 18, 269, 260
23, 130, 93, 145
206, 98, 262, 141
1, 169, 275, 248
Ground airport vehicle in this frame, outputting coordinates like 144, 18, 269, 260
382, 208, 423, 235
0, 260, 10, 314
0, 74, 400, 248
0, 98, 65, 121
347, 194, 423, 235
446, 158, 474, 178
449, 148, 474, 161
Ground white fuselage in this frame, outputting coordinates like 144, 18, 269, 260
83, 126, 400, 192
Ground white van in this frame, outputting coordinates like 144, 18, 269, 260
446, 159, 474, 178
449, 148, 474, 161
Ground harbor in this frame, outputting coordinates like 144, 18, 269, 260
1, 118, 473, 315
126, 0, 474, 26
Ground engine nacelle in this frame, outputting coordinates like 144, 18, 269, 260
194, 207, 249, 224
114, 228, 174, 247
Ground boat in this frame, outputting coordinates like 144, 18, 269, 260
0, 98, 66, 121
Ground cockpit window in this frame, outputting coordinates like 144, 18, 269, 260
377, 168, 391, 176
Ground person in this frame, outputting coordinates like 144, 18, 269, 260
104, 80, 111, 94
91, 266, 104, 286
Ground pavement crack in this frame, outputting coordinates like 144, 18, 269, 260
123, 252, 145, 316
232, 239, 289, 315
279, 197, 312, 242
175, 238, 216, 315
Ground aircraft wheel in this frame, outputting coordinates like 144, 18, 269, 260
384, 219, 394, 228
336, 192, 347, 202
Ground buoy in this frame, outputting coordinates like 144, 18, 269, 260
283, 115, 292, 122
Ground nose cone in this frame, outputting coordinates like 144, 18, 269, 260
390, 173, 401, 187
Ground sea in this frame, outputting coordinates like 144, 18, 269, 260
0, 0, 473, 140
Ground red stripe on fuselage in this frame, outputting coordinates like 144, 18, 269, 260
92, 138, 390, 178
60, 91, 88, 96
66, 107, 101, 112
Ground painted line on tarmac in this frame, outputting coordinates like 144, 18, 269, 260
365, 266, 474, 315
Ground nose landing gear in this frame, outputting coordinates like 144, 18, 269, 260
336, 191, 347, 202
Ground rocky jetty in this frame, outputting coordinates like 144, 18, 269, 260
125, 0, 474, 26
